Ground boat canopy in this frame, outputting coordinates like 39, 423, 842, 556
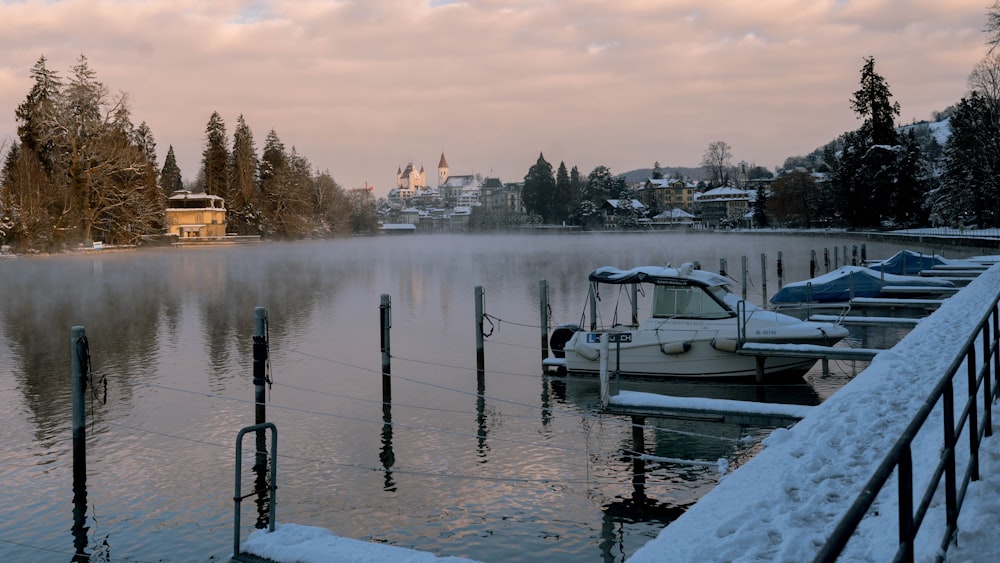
769, 265, 955, 304
588, 264, 732, 287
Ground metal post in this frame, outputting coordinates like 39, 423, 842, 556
475, 286, 485, 369
834, 246, 839, 269
852, 245, 858, 266
824, 248, 830, 273
539, 281, 549, 360
861, 244, 867, 262
720, 258, 728, 278
810, 250, 817, 278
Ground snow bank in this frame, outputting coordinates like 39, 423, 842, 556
241, 523, 480, 563
629, 263, 1000, 562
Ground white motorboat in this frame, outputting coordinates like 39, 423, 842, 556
551, 263, 850, 379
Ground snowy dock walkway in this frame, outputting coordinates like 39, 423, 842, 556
605, 390, 812, 426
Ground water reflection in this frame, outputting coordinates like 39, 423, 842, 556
0, 233, 968, 562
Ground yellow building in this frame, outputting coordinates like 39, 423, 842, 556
165, 190, 227, 238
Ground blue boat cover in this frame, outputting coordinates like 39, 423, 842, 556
769, 265, 955, 304
868, 250, 945, 275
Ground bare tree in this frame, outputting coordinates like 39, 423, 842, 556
701, 141, 733, 186
969, 50, 1000, 114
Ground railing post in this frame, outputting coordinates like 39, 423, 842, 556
968, 346, 980, 481
898, 444, 914, 563
943, 381, 958, 533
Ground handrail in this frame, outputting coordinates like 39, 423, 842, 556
233, 422, 278, 559
814, 290, 1000, 562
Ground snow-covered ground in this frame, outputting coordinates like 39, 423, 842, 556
242, 262, 1000, 563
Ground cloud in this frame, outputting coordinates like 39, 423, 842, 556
0, 0, 990, 194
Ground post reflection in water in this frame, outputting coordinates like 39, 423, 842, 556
380, 372, 396, 492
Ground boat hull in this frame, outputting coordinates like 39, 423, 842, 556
560, 317, 849, 380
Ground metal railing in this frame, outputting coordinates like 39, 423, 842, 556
814, 291, 999, 562
233, 422, 278, 560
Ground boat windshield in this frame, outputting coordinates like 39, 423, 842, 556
651, 284, 733, 319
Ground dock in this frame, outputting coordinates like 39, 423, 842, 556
605, 390, 812, 427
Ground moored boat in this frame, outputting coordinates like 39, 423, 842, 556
553, 263, 849, 379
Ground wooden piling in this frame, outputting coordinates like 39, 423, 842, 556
760, 253, 768, 304
777, 251, 784, 290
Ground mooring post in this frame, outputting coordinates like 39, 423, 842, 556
824, 248, 830, 273
475, 286, 485, 370
834, 246, 840, 269
852, 245, 858, 266
380, 294, 392, 408
253, 307, 268, 426
599, 333, 610, 408
252, 306, 270, 529
861, 244, 867, 262
539, 280, 549, 361
810, 250, 817, 278
741, 255, 748, 301
720, 258, 728, 277
589, 281, 598, 331
72, 325, 88, 476
631, 283, 638, 326
760, 253, 768, 304
777, 251, 784, 290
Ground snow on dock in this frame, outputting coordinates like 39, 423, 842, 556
628, 262, 1000, 562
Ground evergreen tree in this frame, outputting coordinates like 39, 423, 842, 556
752, 184, 769, 227
14, 56, 62, 174
201, 111, 229, 196
835, 57, 907, 228
652, 161, 664, 180
160, 145, 183, 195
522, 152, 555, 222
228, 115, 259, 234
934, 92, 1000, 227
553, 161, 571, 224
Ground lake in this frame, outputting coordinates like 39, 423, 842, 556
0, 232, 971, 562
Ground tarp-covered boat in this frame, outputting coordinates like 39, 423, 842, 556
553, 263, 849, 379
769, 265, 956, 304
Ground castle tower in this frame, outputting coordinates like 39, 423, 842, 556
438, 152, 449, 187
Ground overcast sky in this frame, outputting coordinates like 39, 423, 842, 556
0, 1, 991, 196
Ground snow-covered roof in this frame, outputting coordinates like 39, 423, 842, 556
604, 198, 646, 209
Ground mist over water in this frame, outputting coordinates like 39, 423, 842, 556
0, 232, 969, 561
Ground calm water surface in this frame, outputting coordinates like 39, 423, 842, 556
0, 232, 968, 562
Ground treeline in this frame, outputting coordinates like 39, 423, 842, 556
0, 55, 376, 252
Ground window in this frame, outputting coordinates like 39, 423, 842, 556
652, 285, 731, 319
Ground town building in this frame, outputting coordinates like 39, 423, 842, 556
164, 190, 227, 238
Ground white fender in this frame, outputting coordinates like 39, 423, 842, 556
573, 340, 601, 361
660, 341, 692, 355
711, 338, 740, 353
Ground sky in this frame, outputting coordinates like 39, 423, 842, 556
242, 253, 1000, 561
0, 1, 992, 198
